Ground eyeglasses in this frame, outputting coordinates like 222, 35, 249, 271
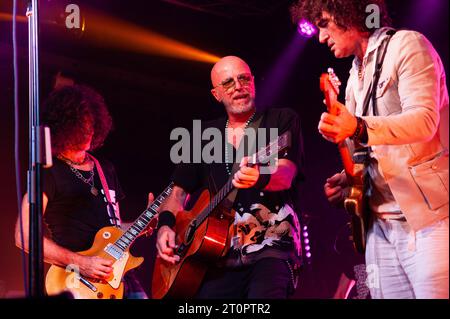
214, 73, 254, 92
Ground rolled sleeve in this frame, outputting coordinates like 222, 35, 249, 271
276, 109, 305, 181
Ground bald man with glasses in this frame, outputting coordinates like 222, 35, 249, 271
155, 56, 305, 299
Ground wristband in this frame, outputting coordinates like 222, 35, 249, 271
359, 118, 368, 144
157, 210, 176, 229
351, 116, 363, 140
253, 171, 271, 190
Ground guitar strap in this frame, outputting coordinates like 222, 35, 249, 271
354, 30, 396, 164
362, 29, 396, 117
88, 153, 122, 227
358, 29, 396, 233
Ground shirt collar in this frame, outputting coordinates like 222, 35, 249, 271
352, 27, 395, 69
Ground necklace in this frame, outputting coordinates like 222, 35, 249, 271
357, 62, 364, 80
57, 154, 88, 166
224, 112, 256, 176
69, 166, 99, 196
58, 154, 99, 196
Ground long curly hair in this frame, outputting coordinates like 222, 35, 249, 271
290, 0, 391, 33
42, 84, 113, 155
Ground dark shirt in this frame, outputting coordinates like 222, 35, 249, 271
43, 157, 124, 252
172, 107, 304, 266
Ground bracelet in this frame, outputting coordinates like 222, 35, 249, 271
253, 170, 271, 190
359, 118, 368, 144
351, 116, 368, 144
351, 117, 368, 144
157, 211, 176, 229
351, 116, 364, 141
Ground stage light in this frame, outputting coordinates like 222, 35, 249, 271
0, 8, 220, 64
0, 12, 27, 23
301, 220, 312, 264
82, 9, 220, 64
257, 28, 308, 106
297, 20, 316, 38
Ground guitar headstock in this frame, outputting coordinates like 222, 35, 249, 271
320, 68, 341, 95
320, 68, 341, 115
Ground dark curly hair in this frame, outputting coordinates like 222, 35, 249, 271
290, 0, 391, 33
42, 84, 113, 155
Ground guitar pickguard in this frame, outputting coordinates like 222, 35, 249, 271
108, 252, 129, 289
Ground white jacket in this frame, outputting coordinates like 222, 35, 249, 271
345, 28, 449, 231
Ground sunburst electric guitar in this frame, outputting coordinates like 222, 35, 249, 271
45, 183, 173, 299
152, 131, 291, 298
320, 68, 368, 254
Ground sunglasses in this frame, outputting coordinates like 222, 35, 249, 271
214, 73, 254, 92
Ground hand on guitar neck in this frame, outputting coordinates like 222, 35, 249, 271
318, 69, 358, 144
320, 69, 369, 254
318, 100, 358, 144
232, 156, 261, 189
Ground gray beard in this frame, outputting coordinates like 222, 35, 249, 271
225, 100, 255, 115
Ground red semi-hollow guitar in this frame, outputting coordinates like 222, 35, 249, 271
320, 68, 368, 254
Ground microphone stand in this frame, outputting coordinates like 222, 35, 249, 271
26, 0, 44, 298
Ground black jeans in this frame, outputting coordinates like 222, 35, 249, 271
195, 257, 295, 299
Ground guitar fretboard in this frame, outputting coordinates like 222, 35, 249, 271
114, 183, 174, 251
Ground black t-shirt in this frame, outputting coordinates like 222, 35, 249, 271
43, 157, 124, 252
172, 107, 304, 266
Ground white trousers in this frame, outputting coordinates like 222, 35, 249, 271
365, 217, 449, 299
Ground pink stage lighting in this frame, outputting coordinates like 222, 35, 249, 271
297, 20, 317, 38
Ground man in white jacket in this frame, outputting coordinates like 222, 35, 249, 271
291, 0, 448, 298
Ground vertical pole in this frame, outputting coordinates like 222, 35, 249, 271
26, 0, 44, 298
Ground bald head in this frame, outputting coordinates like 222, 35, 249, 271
210, 56, 252, 87
209, 55, 255, 116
